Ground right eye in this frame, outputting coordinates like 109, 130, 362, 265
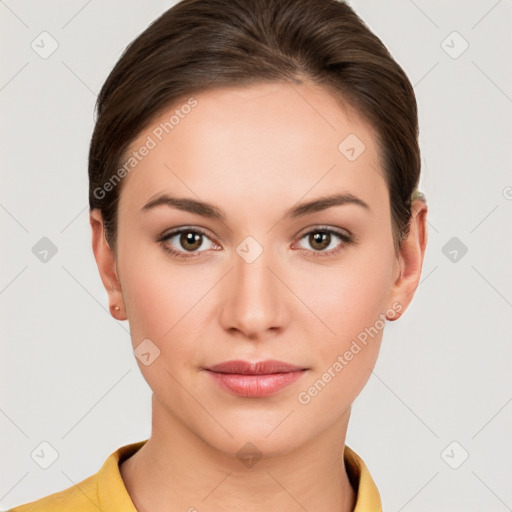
157, 227, 220, 260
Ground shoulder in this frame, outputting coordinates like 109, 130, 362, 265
6, 441, 376, 511
4, 472, 98, 512
4, 440, 147, 512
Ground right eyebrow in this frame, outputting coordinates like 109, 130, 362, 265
140, 194, 225, 220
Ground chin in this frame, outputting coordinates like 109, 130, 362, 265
194, 416, 310, 461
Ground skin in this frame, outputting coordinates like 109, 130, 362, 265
90, 81, 428, 512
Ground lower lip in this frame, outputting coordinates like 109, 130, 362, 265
206, 370, 306, 398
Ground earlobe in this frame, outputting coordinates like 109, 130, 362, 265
89, 209, 127, 321
386, 199, 428, 321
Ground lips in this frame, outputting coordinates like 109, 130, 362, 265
206, 359, 304, 375
204, 359, 307, 397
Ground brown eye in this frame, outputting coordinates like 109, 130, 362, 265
158, 227, 218, 259
308, 231, 331, 251
179, 231, 203, 251
296, 227, 353, 258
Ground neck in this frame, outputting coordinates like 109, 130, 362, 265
120, 395, 357, 512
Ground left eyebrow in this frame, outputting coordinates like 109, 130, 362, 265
140, 192, 370, 220
282, 192, 370, 220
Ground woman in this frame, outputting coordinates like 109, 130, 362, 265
7, 0, 427, 510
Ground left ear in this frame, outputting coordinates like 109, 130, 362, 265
386, 198, 428, 320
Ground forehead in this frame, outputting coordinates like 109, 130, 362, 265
118, 81, 387, 215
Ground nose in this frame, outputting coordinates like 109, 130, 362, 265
219, 240, 287, 340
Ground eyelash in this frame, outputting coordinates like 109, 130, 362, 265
157, 226, 355, 260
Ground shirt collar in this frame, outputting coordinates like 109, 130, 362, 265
344, 444, 383, 511
97, 439, 382, 511
96, 439, 145, 512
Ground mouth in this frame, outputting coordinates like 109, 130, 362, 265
204, 359, 308, 398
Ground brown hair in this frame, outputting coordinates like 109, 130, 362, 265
89, 0, 424, 254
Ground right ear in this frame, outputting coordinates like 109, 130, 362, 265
89, 209, 126, 320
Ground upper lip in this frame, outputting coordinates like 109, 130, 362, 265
205, 360, 305, 375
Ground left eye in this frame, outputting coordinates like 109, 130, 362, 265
295, 228, 352, 256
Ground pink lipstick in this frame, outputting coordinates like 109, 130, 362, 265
204, 360, 307, 398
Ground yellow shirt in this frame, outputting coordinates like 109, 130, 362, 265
6, 440, 382, 511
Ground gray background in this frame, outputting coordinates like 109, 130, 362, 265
1, 0, 511, 510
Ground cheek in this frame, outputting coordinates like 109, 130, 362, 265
119, 260, 208, 404
297, 253, 393, 341
294, 261, 389, 415
118, 242, 206, 349
292, 244, 394, 400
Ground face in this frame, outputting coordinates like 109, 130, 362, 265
93, 81, 414, 457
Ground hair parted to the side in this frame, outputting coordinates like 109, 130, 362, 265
88, 0, 425, 254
